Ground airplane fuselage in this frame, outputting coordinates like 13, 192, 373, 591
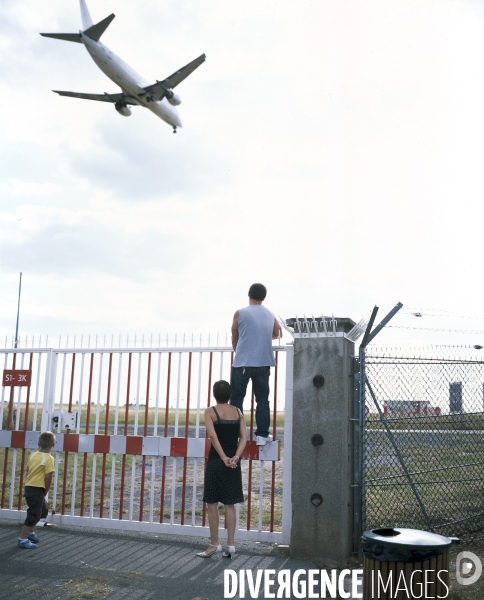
80, 33, 182, 128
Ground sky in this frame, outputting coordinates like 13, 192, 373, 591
2, 0, 484, 348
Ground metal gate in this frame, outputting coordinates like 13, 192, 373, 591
0, 343, 292, 543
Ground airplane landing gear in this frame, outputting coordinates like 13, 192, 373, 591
173, 127, 177, 134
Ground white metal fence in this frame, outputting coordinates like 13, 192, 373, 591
0, 344, 292, 543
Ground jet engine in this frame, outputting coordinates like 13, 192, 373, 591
115, 102, 132, 116
166, 90, 181, 106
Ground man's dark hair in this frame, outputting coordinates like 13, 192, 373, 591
213, 380, 231, 403
248, 283, 267, 301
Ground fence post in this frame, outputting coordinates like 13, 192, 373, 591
281, 344, 294, 544
41, 350, 57, 432
287, 317, 356, 567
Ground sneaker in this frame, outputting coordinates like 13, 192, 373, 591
28, 532, 40, 543
18, 538, 37, 549
256, 434, 273, 446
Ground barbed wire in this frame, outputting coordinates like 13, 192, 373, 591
401, 308, 484, 320
388, 325, 484, 335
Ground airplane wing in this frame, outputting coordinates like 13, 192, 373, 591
52, 90, 138, 105
142, 54, 206, 101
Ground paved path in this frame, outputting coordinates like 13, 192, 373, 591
0, 520, 362, 599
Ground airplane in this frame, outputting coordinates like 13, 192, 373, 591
41, 0, 205, 133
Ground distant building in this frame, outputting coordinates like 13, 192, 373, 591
383, 400, 440, 417
449, 382, 463, 414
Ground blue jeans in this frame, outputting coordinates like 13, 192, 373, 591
230, 366, 271, 438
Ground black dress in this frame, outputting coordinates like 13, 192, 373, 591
203, 406, 244, 505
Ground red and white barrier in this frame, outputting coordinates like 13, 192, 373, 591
0, 430, 280, 461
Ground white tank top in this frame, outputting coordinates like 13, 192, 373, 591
232, 305, 276, 367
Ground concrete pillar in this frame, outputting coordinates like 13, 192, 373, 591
287, 317, 356, 567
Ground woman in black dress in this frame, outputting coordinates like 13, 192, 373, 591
196, 380, 247, 559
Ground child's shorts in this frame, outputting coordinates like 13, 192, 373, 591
24, 486, 48, 526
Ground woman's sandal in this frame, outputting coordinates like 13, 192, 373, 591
196, 543, 222, 558
222, 545, 236, 559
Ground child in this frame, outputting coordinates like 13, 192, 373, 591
17, 431, 56, 549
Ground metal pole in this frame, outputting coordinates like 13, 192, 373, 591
14, 272, 22, 349
352, 354, 362, 554
359, 345, 367, 546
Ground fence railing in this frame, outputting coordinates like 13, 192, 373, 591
3, 333, 236, 350
0, 345, 290, 543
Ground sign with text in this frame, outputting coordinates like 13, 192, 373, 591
2, 370, 32, 387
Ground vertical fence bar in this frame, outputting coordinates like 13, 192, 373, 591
61, 353, 76, 515
71, 352, 85, 516
81, 353, 94, 517
170, 353, 183, 523
202, 352, 213, 527
160, 353, 171, 523
180, 352, 192, 525
192, 352, 203, 526
90, 353, 104, 518
139, 353, 152, 522
51, 353, 68, 512
270, 351, 278, 532
99, 353, 113, 519
258, 461, 264, 531
246, 385, 255, 530
109, 353, 123, 520
32, 352, 42, 431
154, 352, 162, 436
119, 353, 132, 520
281, 344, 293, 545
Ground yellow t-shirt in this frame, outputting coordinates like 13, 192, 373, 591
25, 450, 55, 489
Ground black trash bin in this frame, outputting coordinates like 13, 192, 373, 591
362, 528, 460, 599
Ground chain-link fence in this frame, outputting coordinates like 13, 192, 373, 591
362, 346, 484, 540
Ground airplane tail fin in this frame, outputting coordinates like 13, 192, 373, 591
79, 0, 115, 41
83, 14, 115, 41
40, 10, 115, 44
80, 0, 93, 30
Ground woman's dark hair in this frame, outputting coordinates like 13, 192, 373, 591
213, 380, 231, 403
248, 283, 267, 301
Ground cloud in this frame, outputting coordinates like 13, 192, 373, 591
67, 116, 227, 200
0, 181, 63, 196
0, 215, 186, 280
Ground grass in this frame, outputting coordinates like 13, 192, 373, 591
14, 578, 114, 599
364, 424, 484, 536
2, 404, 286, 432
367, 412, 484, 430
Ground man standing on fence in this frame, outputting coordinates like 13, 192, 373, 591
230, 283, 282, 446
